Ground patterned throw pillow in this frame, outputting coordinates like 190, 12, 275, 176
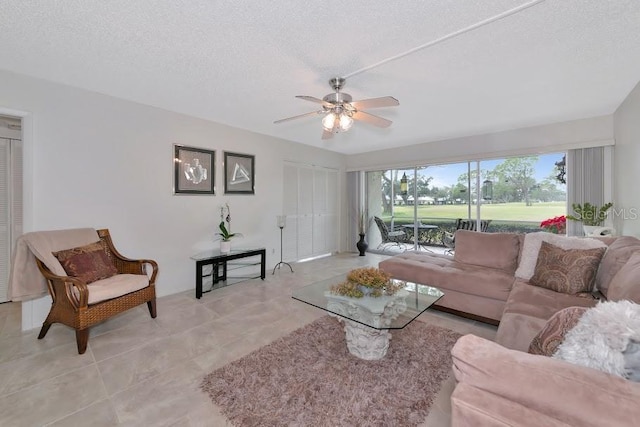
53, 241, 118, 284
529, 241, 606, 294
529, 306, 589, 356
515, 232, 606, 281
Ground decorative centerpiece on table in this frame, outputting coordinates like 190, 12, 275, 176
330, 267, 404, 298
217, 203, 242, 253
540, 215, 567, 234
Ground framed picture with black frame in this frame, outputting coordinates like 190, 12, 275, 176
173, 145, 215, 195
224, 151, 255, 195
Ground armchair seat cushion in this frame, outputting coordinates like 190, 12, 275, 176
81, 274, 150, 305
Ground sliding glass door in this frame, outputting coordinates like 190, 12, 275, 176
366, 153, 567, 253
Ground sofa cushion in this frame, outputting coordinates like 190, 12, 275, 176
529, 241, 605, 295
53, 241, 118, 284
515, 232, 606, 281
379, 251, 514, 301
453, 230, 520, 273
495, 279, 597, 351
607, 251, 640, 303
452, 334, 640, 427
595, 236, 640, 297
528, 306, 589, 356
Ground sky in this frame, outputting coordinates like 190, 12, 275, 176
401, 153, 566, 190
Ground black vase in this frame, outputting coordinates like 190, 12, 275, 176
356, 233, 368, 256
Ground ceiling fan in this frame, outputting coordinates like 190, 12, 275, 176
274, 77, 399, 140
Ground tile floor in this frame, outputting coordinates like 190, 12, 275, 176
0, 252, 496, 426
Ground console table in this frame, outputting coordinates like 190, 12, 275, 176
191, 248, 266, 298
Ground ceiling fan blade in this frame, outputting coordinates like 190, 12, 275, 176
321, 129, 334, 140
274, 110, 321, 124
296, 95, 334, 109
350, 96, 399, 110
352, 111, 392, 128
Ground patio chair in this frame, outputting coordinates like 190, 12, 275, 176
373, 216, 406, 249
23, 228, 159, 354
443, 219, 492, 255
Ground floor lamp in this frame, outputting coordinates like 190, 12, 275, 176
273, 215, 293, 274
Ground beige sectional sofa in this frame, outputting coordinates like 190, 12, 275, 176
379, 230, 640, 426
379, 230, 523, 324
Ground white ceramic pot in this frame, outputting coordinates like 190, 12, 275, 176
583, 225, 615, 237
220, 240, 231, 253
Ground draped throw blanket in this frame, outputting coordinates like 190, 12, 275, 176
8, 228, 99, 301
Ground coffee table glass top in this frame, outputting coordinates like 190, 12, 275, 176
292, 275, 443, 330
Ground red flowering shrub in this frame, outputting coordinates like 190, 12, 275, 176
540, 215, 566, 234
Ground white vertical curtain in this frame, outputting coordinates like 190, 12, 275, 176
566, 147, 605, 236
346, 171, 362, 251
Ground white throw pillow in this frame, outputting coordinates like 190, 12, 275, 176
553, 300, 640, 381
515, 232, 606, 280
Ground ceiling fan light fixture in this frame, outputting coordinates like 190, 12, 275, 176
322, 113, 337, 131
275, 77, 399, 139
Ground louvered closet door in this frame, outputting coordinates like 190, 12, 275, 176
282, 163, 298, 262
11, 141, 22, 261
297, 166, 314, 259
0, 138, 21, 302
0, 139, 10, 302
283, 162, 339, 261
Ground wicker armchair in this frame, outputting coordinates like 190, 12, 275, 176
443, 219, 492, 254
36, 229, 158, 354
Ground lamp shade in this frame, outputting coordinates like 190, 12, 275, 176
339, 113, 353, 131
322, 113, 336, 131
277, 215, 286, 228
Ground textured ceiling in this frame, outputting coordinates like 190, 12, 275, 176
1, 1, 640, 154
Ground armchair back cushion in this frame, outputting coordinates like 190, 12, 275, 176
23, 228, 99, 276
54, 241, 118, 284
453, 230, 521, 273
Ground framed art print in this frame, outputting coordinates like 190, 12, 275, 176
224, 151, 255, 194
174, 145, 215, 194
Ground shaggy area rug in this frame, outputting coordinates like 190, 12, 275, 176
201, 316, 461, 426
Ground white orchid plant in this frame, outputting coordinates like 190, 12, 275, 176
217, 203, 242, 241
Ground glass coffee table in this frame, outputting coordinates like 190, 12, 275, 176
292, 275, 443, 360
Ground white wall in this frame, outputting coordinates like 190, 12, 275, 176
0, 70, 347, 329
346, 115, 614, 172
613, 80, 640, 237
